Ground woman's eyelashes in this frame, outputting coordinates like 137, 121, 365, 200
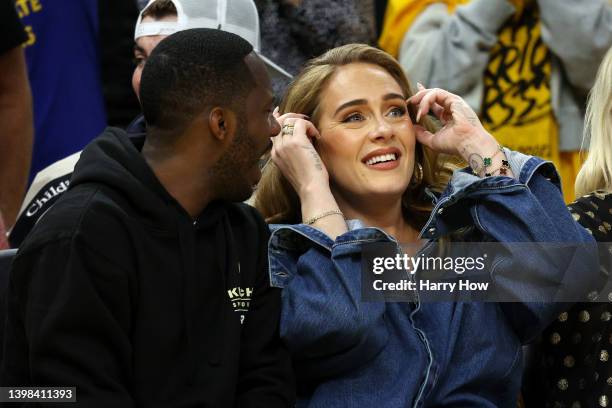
342, 112, 365, 123
388, 106, 407, 118
341, 106, 407, 123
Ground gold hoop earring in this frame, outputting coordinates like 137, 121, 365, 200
410, 162, 423, 188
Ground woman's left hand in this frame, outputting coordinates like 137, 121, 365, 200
408, 85, 500, 163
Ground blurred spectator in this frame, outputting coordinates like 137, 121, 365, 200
256, 0, 377, 96
15, 0, 107, 183
0, 0, 33, 248
381, 0, 612, 201
524, 45, 612, 408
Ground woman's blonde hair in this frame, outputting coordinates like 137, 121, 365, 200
254, 44, 457, 228
575, 46, 612, 197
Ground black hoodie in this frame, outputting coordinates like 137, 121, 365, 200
1, 128, 295, 407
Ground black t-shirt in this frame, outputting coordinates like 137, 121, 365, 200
0, 0, 27, 54
525, 191, 612, 408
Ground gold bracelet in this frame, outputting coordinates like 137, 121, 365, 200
304, 210, 344, 225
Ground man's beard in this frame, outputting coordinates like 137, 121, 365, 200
210, 121, 259, 202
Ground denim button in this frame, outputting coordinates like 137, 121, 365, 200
437, 208, 444, 215
428, 227, 436, 234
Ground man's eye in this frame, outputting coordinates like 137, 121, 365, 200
388, 107, 407, 118
343, 113, 364, 123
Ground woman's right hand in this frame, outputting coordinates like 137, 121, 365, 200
271, 111, 330, 199
272, 110, 347, 238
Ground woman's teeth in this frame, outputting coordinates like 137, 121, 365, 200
366, 154, 397, 165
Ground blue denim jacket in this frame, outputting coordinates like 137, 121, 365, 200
268, 150, 598, 408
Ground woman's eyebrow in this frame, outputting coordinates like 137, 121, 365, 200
333, 99, 367, 116
383, 93, 406, 101
333, 93, 407, 116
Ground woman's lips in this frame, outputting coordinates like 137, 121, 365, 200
362, 148, 402, 171
366, 159, 400, 170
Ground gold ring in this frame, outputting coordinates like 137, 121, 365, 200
281, 124, 294, 136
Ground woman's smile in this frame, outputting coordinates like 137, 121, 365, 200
361, 147, 402, 170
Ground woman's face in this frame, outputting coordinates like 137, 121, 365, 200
316, 62, 416, 203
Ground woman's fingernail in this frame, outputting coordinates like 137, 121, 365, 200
417, 82, 425, 90
273, 106, 279, 114
416, 108, 422, 122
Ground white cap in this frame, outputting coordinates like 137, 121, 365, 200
134, 0, 292, 80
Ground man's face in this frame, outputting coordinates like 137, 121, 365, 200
212, 53, 280, 202
132, 15, 176, 99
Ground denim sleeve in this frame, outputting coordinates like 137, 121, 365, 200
268, 226, 390, 381
464, 163, 598, 343
421, 150, 599, 343
486, 172, 599, 342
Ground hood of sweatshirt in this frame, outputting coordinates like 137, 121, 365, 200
70, 127, 182, 230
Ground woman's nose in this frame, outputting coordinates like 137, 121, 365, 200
368, 118, 393, 141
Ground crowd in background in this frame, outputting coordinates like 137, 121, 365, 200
1, 0, 612, 407
3, 0, 611, 243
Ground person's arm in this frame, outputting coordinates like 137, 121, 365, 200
235, 211, 295, 407
459, 161, 598, 342
411, 86, 598, 341
0, 45, 33, 229
536, 0, 612, 91
1, 236, 135, 406
398, 0, 517, 111
271, 115, 348, 240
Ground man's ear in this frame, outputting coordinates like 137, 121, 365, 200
208, 107, 237, 144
